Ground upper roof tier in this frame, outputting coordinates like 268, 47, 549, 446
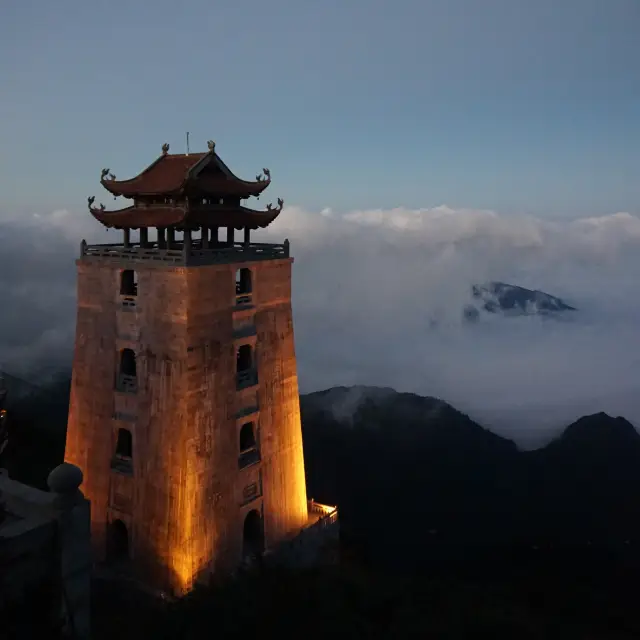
100, 140, 271, 199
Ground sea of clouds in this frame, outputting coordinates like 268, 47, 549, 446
1, 204, 639, 448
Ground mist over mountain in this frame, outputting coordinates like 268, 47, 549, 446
1, 205, 640, 447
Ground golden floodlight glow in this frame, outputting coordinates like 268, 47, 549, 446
166, 451, 209, 595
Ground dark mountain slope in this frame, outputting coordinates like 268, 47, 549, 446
301, 388, 640, 572
301, 387, 523, 569
523, 413, 640, 545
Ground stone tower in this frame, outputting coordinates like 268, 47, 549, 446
64, 140, 309, 594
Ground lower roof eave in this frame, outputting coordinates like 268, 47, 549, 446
89, 204, 282, 230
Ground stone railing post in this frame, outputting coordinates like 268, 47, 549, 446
183, 229, 192, 262
79, 239, 87, 257
284, 238, 290, 257
48, 463, 91, 640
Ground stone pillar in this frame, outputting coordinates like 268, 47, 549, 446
158, 227, 166, 249
243, 227, 251, 247
47, 463, 91, 640
123, 229, 130, 248
183, 229, 192, 261
211, 226, 219, 245
226, 226, 234, 247
202, 227, 209, 249
140, 228, 148, 248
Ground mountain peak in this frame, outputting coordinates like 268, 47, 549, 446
464, 281, 576, 321
531, 412, 640, 461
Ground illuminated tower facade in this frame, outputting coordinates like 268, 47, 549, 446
64, 140, 309, 594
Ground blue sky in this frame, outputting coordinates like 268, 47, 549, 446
1, 0, 638, 217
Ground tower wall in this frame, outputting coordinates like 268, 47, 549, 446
64, 256, 308, 594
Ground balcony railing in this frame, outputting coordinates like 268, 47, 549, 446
308, 501, 339, 529
239, 447, 261, 469
242, 482, 260, 505
110, 456, 133, 475
236, 368, 258, 390
233, 323, 257, 340
81, 240, 290, 266
116, 374, 138, 394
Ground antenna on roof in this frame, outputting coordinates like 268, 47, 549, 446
186, 132, 190, 156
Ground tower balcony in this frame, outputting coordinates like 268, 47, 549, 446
80, 239, 290, 266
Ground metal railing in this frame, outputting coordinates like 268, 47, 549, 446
236, 368, 258, 390
242, 482, 260, 504
116, 374, 137, 394
308, 501, 339, 529
232, 323, 257, 340
81, 239, 290, 266
110, 456, 133, 475
238, 448, 261, 469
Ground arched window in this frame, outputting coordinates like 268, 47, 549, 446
115, 428, 132, 458
242, 509, 264, 559
120, 349, 136, 377
236, 344, 252, 372
107, 519, 129, 563
238, 422, 260, 469
235, 268, 252, 305
117, 349, 137, 393
120, 270, 138, 296
239, 422, 256, 452
236, 344, 256, 390
236, 268, 252, 294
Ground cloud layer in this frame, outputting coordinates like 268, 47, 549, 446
1, 204, 639, 447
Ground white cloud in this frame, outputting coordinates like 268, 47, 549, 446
1, 204, 640, 447
259, 205, 640, 448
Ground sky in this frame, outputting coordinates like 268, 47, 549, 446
1, 0, 639, 215
1, 1, 640, 448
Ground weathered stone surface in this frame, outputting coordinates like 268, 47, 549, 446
65, 256, 308, 594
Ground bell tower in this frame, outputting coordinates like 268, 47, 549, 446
64, 140, 309, 594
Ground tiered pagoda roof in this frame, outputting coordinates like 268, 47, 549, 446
88, 140, 284, 230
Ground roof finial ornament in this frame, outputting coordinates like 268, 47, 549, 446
87, 196, 95, 209
266, 197, 284, 213
162, 143, 170, 156
256, 168, 271, 183
100, 168, 110, 181
207, 140, 216, 152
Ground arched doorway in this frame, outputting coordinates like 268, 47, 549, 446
242, 509, 264, 559
107, 519, 129, 563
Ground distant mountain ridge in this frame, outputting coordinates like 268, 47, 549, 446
464, 281, 576, 321
300, 385, 640, 571
0, 369, 42, 406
